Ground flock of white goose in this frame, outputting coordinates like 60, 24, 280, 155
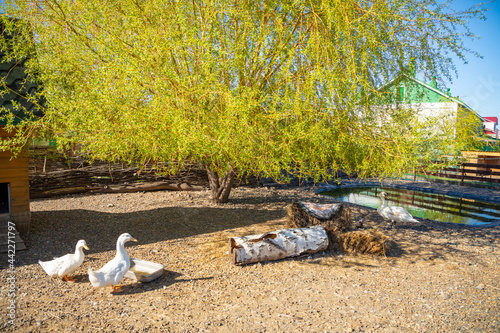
38, 233, 137, 293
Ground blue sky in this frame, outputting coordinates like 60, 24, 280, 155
444, 0, 500, 120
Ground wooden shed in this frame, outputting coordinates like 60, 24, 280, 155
0, 127, 30, 238
462, 150, 500, 180
0, 20, 42, 249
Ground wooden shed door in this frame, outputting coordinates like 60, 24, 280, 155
0, 183, 10, 221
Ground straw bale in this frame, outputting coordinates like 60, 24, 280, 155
286, 202, 390, 256
337, 229, 390, 256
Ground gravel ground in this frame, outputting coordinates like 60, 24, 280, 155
0, 183, 499, 332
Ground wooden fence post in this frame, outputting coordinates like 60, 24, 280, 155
461, 163, 465, 186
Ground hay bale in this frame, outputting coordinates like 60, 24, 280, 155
286, 202, 352, 234
337, 229, 390, 256
286, 202, 390, 256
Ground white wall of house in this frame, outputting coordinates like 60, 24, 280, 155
409, 102, 458, 120
484, 121, 496, 132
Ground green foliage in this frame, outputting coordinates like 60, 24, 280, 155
455, 108, 499, 152
0, 0, 489, 185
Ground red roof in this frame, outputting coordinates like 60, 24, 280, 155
483, 117, 498, 124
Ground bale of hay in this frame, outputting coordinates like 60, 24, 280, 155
337, 229, 390, 256
286, 202, 352, 234
286, 202, 390, 256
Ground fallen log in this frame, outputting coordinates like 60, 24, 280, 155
229, 225, 329, 265
94, 181, 204, 193
30, 181, 204, 198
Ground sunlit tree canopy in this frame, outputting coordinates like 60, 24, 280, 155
0, 0, 489, 202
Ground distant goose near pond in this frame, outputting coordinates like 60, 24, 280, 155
378, 192, 420, 226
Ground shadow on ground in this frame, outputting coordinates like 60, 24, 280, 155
10, 205, 282, 267
2, 188, 498, 270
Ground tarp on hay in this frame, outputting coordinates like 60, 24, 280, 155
286, 202, 351, 234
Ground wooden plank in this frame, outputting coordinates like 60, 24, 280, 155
0, 177, 29, 185
10, 196, 31, 206
0, 162, 28, 168
10, 201, 30, 211
10, 181, 30, 191
463, 162, 500, 169
429, 172, 500, 184
6, 189, 30, 198
464, 169, 500, 177
0, 172, 29, 181
10, 178, 30, 185
0, 151, 14, 158
0, 166, 29, 173
11, 205, 31, 214
462, 151, 500, 158
0, 129, 16, 138
0, 167, 29, 175
0, 151, 27, 158
0, 178, 29, 185
10, 187, 30, 197
441, 167, 500, 177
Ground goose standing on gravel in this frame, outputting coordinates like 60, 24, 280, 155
378, 192, 420, 226
88, 233, 137, 293
39, 240, 89, 283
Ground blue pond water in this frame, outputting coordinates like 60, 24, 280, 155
322, 187, 500, 226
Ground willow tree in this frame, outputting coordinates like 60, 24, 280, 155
0, 0, 486, 203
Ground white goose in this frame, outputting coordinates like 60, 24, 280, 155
39, 240, 89, 283
378, 192, 420, 226
88, 233, 137, 293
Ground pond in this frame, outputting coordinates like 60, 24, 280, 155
321, 187, 500, 226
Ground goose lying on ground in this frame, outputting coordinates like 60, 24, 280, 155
378, 192, 420, 226
39, 240, 89, 283
88, 233, 137, 293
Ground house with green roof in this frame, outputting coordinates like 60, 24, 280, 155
379, 73, 485, 121
377, 73, 500, 142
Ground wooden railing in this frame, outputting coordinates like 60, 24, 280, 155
364, 187, 500, 223
418, 160, 500, 185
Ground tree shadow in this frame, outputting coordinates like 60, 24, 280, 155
9, 205, 282, 267
2, 188, 499, 271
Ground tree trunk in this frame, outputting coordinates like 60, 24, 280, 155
229, 225, 329, 265
205, 166, 236, 204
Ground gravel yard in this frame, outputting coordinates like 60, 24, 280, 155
0, 183, 499, 332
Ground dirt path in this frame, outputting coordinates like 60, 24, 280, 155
0, 184, 499, 332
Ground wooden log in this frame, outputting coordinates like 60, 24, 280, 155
229, 225, 329, 265
94, 181, 204, 193
30, 181, 205, 198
